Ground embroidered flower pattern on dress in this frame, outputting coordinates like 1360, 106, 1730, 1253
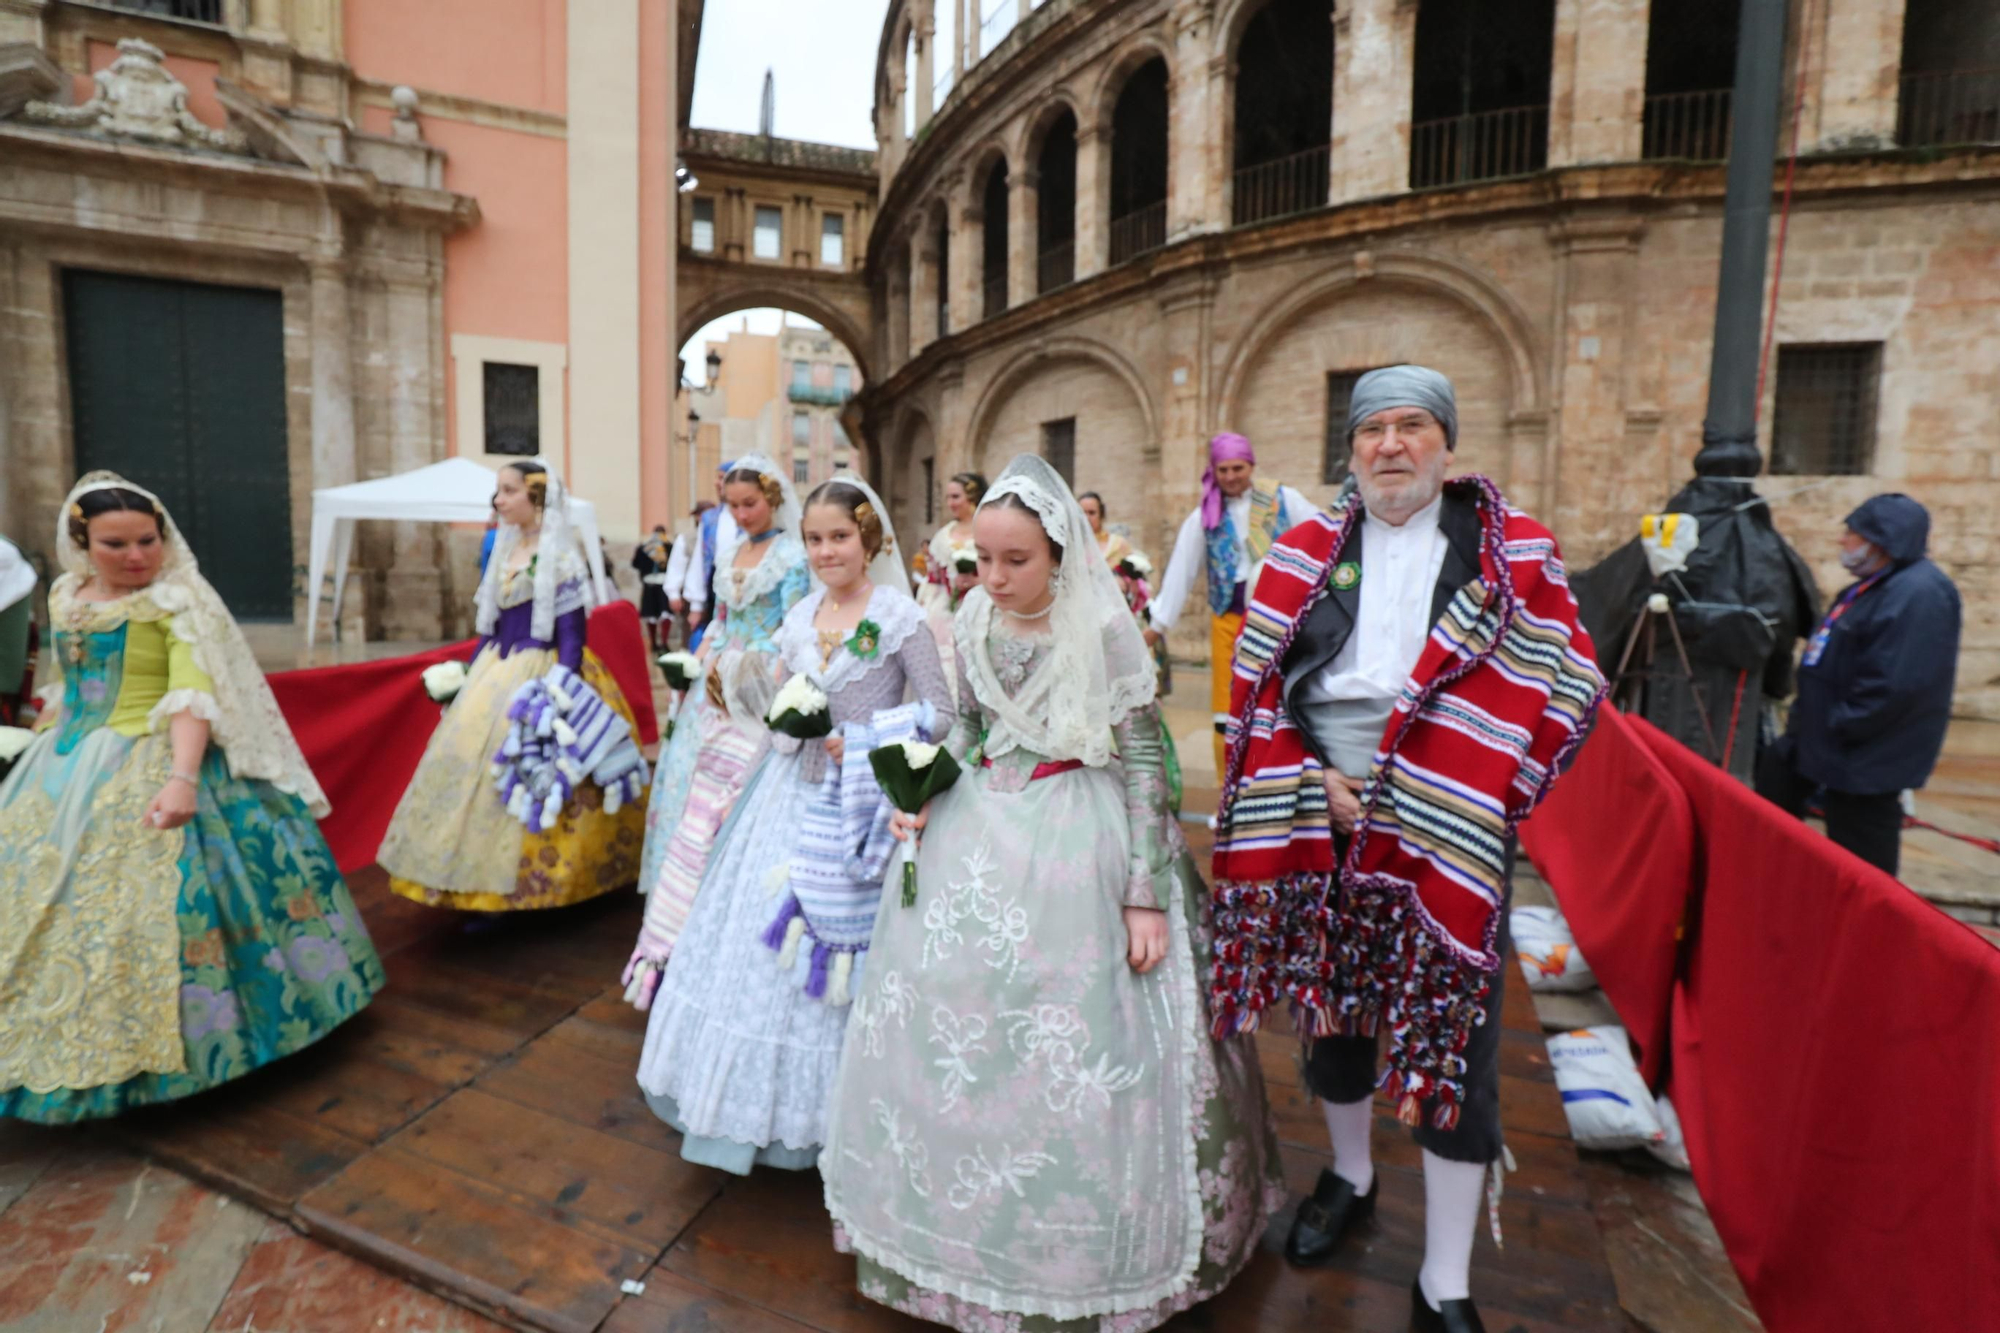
1002, 1005, 1145, 1118
872, 1098, 934, 1198
928, 1003, 989, 1112
946, 1143, 1059, 1211
853, 969, 918, 1059
990, 632, 1037, 693
921, 839, 1028, 982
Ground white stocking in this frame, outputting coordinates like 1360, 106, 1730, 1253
1418, 1148, 1484, 1308
1320, 1097, 1375, 1194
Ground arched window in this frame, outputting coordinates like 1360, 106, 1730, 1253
1037, 111, 1078, 292
1409, 0, 1554, 188
1232, 0, 1333, 225
1109, 57, 1170, 264
982, 157, 1010, 319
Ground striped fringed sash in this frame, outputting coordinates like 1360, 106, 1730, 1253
762, 700, 937, 1007
1211, 476, 1604, 1127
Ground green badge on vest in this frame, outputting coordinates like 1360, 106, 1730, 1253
1332, 561, 1360, 590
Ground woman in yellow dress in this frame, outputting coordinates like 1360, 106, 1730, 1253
378, 458, 651, 911
0, 474, 382, 1122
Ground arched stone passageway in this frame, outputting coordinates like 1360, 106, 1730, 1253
677, 284, 875, 386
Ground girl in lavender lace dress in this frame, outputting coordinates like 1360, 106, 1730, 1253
822, 456, 1283, 1332
628, 478, 953, 1174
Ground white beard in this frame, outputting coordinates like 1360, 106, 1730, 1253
1355, 451, 1449, 525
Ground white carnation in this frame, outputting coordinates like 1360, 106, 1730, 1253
899, 740, 941, 769
421, 660, 468, 701
767, 673, 829, 722
1126, 551, 1154, 577
658, 650, 700, 673
0, 726, 33, 762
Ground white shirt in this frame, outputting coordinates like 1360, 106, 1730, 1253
662, 530, 694, 601
1310, 493, 1448, 702
1150, 484, 1314, 632
680, 508, 741, 608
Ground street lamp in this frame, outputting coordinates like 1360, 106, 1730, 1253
705, 348, 722, 389
675, 158, 698, 193
685, 408, 702, 528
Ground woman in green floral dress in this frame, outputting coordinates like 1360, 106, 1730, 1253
0, 473, 382, 1123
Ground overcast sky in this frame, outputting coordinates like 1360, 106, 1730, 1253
679, 0, 911, 366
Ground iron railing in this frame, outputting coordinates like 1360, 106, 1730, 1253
786, 384, 853, 407
1232, 145, 1331, 226
1643, 88, 1733, 161
983, 272, 1008, 320
1108, 200, 1167, 265
1037, 240, 1074, 293
1409, 104, 1550, 189
1898, 66, 2000, 147
106, 0, 224, 21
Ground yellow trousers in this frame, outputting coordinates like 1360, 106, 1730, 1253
1209, 610, 1244, 776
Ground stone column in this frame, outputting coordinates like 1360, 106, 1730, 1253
1330, 0, 1416, 202
1547, 0, 1649, 166
309, 256, 357, 493
914, 1, 935, 129
1809, 0, 1907, 150
0, 0, 51, 47
947, 179, 978, 334
1017, 0, 1030, 21
910, 229, 938, 354
1157, 275, 1215, 662
1008, 168, 1036, 304
953, 0, 967, 81
1168, 0, 1220, 236
966, 0, 981, 69
1074, 120, 1111, 279
887, 255, 912, 374
1546, 218, 1646, 543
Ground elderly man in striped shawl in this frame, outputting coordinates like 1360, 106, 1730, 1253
1211, 366, 1604, 1333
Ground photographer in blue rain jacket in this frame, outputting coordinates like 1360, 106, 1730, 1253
1756, 494, 1960, 876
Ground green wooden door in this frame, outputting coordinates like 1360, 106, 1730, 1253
64, 270, 293, 620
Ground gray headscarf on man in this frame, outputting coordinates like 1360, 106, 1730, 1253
1345, 365, 1459, 451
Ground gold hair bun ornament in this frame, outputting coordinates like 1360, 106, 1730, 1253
69, 503, 84, 520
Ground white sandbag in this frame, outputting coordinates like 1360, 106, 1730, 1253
1512, 905, 1596, 993
1647, 1093, 1693, 1171
1546, 1025, 1664, 1151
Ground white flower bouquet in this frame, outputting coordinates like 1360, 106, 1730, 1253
868, 738, 963, 907
766, 673, 832, 740
1118, 550, 1154, 580
421, 659, 467, 704
656, 650, 700, 692
950, 543, 978, 575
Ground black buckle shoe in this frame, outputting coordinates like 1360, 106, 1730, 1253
1409, 1277, 1486, 1333
1283, 1167, 1377, 1267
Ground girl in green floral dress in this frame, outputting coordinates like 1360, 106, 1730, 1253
0, 473, 382, 1123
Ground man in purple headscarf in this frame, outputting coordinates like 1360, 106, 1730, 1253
1147, 432, 1313, 773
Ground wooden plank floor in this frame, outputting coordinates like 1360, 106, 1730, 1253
103, 836, 1624, 1333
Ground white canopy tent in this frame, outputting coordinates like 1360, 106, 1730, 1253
305, 457, 611, 646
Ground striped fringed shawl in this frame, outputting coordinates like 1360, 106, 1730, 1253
1211, 476, 1604, 1128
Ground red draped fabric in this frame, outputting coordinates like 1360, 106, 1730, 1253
269, 604, 657, 873
1527, 707, 2000, 1331
1518, 707, 1692, 1085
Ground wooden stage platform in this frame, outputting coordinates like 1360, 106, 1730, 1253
109, 845, 1626, 1333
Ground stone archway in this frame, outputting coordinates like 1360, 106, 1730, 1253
677, 278, 876, 385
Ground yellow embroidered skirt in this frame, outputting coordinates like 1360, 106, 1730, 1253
379, 645, 648, 912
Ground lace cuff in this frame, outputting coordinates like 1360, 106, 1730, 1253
148, 688, 221, 734
1114, 705, 1181, 910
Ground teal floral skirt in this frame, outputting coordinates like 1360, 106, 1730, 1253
0, 732, 384, 1123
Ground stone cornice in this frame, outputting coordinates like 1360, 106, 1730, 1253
0, 121, 478, 234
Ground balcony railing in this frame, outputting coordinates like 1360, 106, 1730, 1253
983, 272, 1009, 320
1232, 144, 1331, 227
1410, 104, 1550, 189
1644, 88, 1733, 161
1899, 67, 2000, 147
105, 0, 224, 21
1037, 240, 1075, 293
787, 384, 853, 407
1108, 200, 1167, 266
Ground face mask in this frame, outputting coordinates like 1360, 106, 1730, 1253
1839, 543, 1879, 575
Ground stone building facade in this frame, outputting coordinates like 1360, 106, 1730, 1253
0, 0, 690, 645
856, 0, 2000, 706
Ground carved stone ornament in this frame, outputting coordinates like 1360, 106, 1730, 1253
20, 38, 246, 152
